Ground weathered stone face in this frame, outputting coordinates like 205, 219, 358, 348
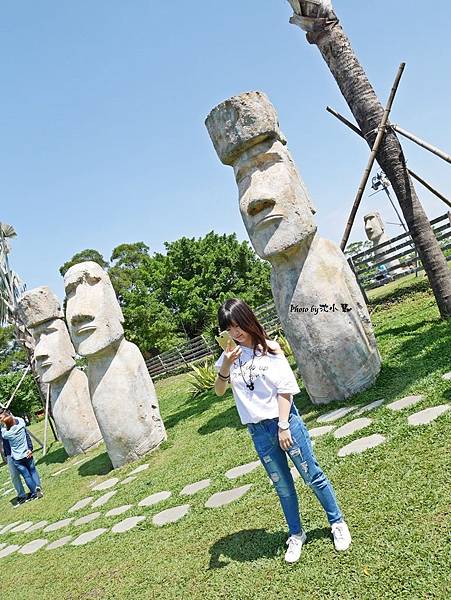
32, 318, 75, 384
364, 213, 385, 242
64, 262, 124, 357
234, 140, 317, 259
17, 286, 62, 329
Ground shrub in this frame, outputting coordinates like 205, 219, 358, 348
188, 360, 217, 397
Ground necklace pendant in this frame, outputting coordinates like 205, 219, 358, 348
248, 383, 255, 391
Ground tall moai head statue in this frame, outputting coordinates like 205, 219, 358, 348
205, 91, 317, 261
64, 261, 124, 357
18, 287, 75, 384
364, 212, 385, 242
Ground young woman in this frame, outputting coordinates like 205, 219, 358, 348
214, 298, 351, 563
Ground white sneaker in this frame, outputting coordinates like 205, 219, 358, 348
331, 521, 351, 551
284, 531, 307, 563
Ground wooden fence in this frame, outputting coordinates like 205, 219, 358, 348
348, 212, 451, 292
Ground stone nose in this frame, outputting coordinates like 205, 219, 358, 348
71, 314, 95, 328
247, 198, 275, 217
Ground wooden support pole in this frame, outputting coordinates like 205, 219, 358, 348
42, 384, 50, 456
326, 106, 451, 210
391, 124, 451, 165
5, 364, 31, 409
340, 63, 406, 251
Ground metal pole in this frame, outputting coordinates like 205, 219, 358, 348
340, 63, 406, 251
391, 124, 451, 165
42, 384, 50, 456
383, 187, 409, 234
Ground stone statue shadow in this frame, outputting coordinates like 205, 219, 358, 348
164, 389, 227, 431
208, 527, 330, 568
77, 452, 113, 477
36, 445, 68, 466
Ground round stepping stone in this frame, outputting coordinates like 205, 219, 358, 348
18, 539, 48, 555
46, 536, 73, 550
225, 461, 261, 480
91, 490, 117, 508
0, 544, 20, 558
317, 407, 357, 423
24, 521, 48, 534
386, 395, 423, 412
138, 491, 171, 508
205, 484, 252, 508
407, 404, 450, 426
105, 505, 133, 517
153, 504, 190, 526
129, 463, 150, 475
0, 522, 22, 534
354, 399, 385, 416
111, 516, 146, 533
10, 521, 34, 533
73, 512, 101, 526
180, 479, 211, 496
69, 497, 94, 513
338, 434, 386, 457
442, 372, 451, 381
71, 528, 108, 546
44, 518, 74, 533
308, 425, 335, 438
91, 478, 119, 492
120, 476, 137, 486
333, 418, 372, 439
290, 466, 300, 481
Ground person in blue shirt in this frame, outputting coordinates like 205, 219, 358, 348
0, 410, 43, 502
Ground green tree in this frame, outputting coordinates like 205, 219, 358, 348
59, 249, 109, 276
0, 325, 27, 374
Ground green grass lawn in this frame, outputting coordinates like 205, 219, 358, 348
0, 280, 450, 599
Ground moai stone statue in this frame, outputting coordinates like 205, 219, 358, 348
18, 286, 102, 456
206, 91, 381, 404
364, 212, 404, 274
63, 261, 166, 468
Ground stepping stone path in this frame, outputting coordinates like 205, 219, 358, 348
69, 497, 94, 513
0, 543, 5, 550
153, 504, 190, 526
0, 544, 20, 558
18, 539, 48, 555
11, 521, 34, 533
91, 478, 119, 492
317, 407, 357, 423
112, 516, 146, 533
180, 479, 211, 496
51, 467, 70, 477
308, 425, 335, 438
44, 518, 74, 533
105, 505, 133, 517
91, 490, 117, 508
138, 491, 171, 507
0, 522, 22, 534
205, 484, 252, 508
46, 536, 73, 550
24, 521, 48, 533
355, 399, 385, 416
1, 488, 14, 496
73, 512, 101, 526
71, 528, 107, 546
333, 418, 372, 439
338, 434, 386, 458
225, 461, 261, 480
120, 476, 137, 486
387, 395, 423, 412
129, 464, 150, 475
407, 404, 450, 426
442, 372, 451, 381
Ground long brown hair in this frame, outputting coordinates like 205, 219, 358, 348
218, 298, 276, 355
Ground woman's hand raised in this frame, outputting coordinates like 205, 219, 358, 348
223, 341, 241, 366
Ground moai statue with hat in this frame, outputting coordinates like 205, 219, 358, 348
18, 286, 103, 455
206, 91, 381, 404
63, 261, 166, 468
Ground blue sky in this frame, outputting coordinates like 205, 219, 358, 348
2, 0, 450, 299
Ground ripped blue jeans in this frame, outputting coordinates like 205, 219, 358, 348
247, 404, 343, 535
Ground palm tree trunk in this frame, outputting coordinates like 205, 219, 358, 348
288, 1, 451, 318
